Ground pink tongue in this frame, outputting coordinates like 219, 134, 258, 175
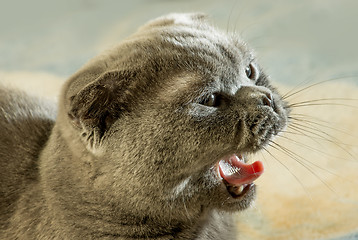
218, 155, 264, 186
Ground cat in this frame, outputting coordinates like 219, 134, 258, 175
0, 13, 289, 239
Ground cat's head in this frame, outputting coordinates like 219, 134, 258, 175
60, 13, 288, 221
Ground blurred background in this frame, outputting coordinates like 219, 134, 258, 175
1, 1, 358, 239
1, 0, 358, 84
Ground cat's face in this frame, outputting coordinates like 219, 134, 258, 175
64, 13, 288, 221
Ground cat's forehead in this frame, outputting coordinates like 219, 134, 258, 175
135, 14, 257, 99
135, 13, 254, 64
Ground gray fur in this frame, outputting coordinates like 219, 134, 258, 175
0, 13, 288, 239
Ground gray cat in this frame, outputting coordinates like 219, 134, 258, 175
0, 13, 288, 239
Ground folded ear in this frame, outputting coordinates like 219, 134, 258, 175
68, 71, 132, 150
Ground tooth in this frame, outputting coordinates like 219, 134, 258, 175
229, 185, 244, 195
236, 185, 244, 194
227, 185, 246, 196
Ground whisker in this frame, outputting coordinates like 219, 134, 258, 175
226, 0, 239, 34
281, 74, 322, 100
282, 129, 327, 148
289, 113, 358, 139
263, 146, 313, 201
290, 113, 336, 126
282, 75, 358, 100
259, 150, 269, 167
287, 124, 355, 159
269, 142, 337, 194
277, 134, 349, 162
289, 121, 355, 148
287, 97, 358, 109
287, 102, 358, 109
232, 0, 251, 35
288, 116, 357, 138
287, 97, 358, 107
277, 137, 357, 186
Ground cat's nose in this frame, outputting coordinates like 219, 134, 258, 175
235, 86, 274, 109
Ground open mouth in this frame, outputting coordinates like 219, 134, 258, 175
217, 154, 264, 198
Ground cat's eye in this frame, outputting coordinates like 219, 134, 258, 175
245, 63, 256, 80
200, 93, 220, 107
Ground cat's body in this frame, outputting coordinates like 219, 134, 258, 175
0, 13, 288, 239
0, 88, 56, 236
